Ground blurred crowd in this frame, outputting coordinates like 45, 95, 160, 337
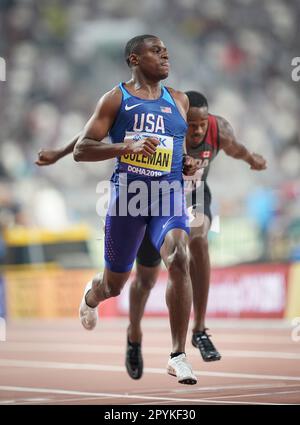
0, 0, 299, 264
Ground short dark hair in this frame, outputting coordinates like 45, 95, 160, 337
125, 34, 158, 66
185, 91, 208, 108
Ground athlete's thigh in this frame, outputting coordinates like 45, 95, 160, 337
147, 185, 190, 252
105, 212, 147, 273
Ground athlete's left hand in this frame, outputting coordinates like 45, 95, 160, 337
183, 155, 198, 176
249, 153, 267, 170
35, 149, 62, 166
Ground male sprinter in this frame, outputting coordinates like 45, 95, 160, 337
39, 35, 198, 385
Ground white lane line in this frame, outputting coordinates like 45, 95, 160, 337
16, 396, 109, 405
4, 333, 294, 346
0, 400, 17, 404
4, 336, 294, 347
0, 385, 292, 405
171, 383, 299, 394
215, 336, 293, 344
204, 389, 300, 400
133, 384, 300, 400
5, 318, 293, 329
134, 400, 178, 406
12, 384, 300, 405
222, 350, 300, 360
0, 358, 300, 382
1, 342, 300, 360
197, 371, 300, 382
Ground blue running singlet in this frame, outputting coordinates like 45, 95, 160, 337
104, 83, 190, 272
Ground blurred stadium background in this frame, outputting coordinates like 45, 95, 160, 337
0, 0, 300, 321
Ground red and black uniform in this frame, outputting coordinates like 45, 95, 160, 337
187, 114, 219, 182
185, 114, 219, 223
136, 115, 220, 267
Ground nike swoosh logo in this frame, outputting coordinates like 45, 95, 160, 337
125, 103, 143, 111
162, 217, 173, 229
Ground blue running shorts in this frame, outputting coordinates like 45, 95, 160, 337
104, 180, 190, 272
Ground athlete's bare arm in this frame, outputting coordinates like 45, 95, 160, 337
73, 88, 159, 162
217, 116, 267, 170
36, 133, 80, 166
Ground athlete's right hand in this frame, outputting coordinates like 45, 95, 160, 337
125, 137, 159, 157
183, 155, 198, 176
35, 149, 61, 166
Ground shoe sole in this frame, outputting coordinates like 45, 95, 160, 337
202, 355, 222, 362
125, 336, 143, 380
167, 367, 197, 385
79, 281, 98, 331
192, 340, 222, 362
125, 361, 143, 380
80, 319, 97, 331
79, 302, 98, 330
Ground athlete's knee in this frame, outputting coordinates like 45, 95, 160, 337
105, 281, 123, 297
102, 274, 126, 298
167, 241, 189, 276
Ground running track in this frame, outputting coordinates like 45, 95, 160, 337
0, 318, 299, 405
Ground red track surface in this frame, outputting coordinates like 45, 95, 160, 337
0, 318, 299, 405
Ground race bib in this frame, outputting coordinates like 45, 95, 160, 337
120, 131, 174, 177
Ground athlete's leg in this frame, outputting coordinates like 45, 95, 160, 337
160, 228, 197, 384
160, 228, 192, 354
125, 230, 161, 379
148, 187, 196, 384
189, 210, 221, 361
86, 211, 146, 308
85, 268, 131, 307
128, 263, 160, 343
125, 263, 160, 380
80, 268, 131, 330
128, 229, 162, 343
80, 188, 147, 329
189, 214, 210, 333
